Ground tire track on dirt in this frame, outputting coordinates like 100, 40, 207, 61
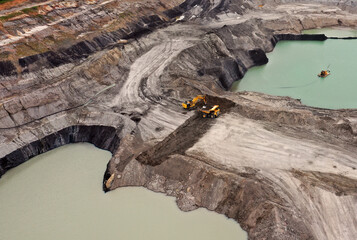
110, 39, 194, 109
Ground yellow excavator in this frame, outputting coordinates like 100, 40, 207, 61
182, 95, 207, 109
200, 105, 220, 118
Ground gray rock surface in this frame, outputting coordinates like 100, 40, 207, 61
1, 0, 357, 239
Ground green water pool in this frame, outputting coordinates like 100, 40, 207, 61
231, 38, 357, 109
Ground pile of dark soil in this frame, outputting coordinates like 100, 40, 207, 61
136, 95, 236, 165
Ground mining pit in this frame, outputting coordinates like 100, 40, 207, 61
1, 0, 357, 239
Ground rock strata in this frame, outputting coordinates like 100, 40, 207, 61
0, 125, 120, 177
1, 0, 357, 239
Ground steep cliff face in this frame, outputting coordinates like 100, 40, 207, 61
1, 0, 357, 239
0, 2, 168, 76
0, 0, 253, 76
0, 125, 120, 177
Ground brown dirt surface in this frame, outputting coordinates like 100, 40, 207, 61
292, 169, 357, 196
0, 21, 5, 32
0, 0, 29, 11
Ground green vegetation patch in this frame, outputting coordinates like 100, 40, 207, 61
0, 51, 10, 61
0, 6, 38, 21
0, 0, 14, 4
15, 43, 38, 58
36, 14, 45, 20
0, 11, 22, 21
118, 11, 133, 19
21, 6, 38, 14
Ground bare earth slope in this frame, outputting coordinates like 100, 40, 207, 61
1, 0, 357, 239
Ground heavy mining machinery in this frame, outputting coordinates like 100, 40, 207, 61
199, 105, 220, 118
182, 95, 207, 109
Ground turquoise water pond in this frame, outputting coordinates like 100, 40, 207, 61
232, 34, 357, 109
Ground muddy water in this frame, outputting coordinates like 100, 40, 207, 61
231, 37, 357, 109
0, 143, 247, 240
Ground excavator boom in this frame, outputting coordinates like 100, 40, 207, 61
182, 95, 207, 109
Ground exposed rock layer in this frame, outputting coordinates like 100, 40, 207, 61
0, 125, 120, 177
1, 0, 357, 240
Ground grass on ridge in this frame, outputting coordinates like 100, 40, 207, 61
0, 0, 14, 4
21, 6, 38, 14
0, 11, 22, 20
0, 6, 38, 21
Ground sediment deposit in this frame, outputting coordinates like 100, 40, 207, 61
1, 0, 357, 239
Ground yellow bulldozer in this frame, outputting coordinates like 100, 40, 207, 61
199, 105, 220, 118
182, 95, 207, 109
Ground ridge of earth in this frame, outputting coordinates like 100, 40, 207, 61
1, 0, 357, 239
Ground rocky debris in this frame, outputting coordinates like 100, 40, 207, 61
0, 0, 357, 240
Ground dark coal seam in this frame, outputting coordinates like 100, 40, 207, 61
0, 125, 121, 178
0, 0, 203, 77
327, 37, 357, 39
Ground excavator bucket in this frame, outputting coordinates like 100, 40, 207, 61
182, 102, 189, 109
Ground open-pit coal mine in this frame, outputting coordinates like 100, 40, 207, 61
1, 0, 357, 239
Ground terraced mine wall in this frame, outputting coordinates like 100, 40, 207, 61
0, 15, 166, 76
0, 0, 233, 77
0, 125, 120, 178
1, 1, 357, 239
